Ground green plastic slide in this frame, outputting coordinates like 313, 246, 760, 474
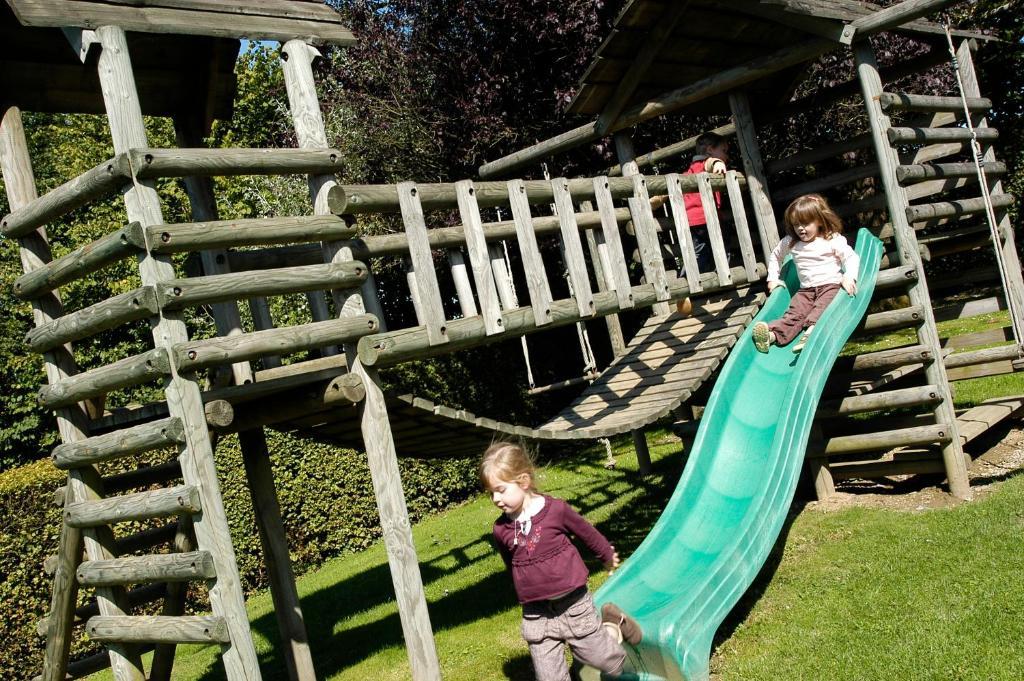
592, 229, 883, 681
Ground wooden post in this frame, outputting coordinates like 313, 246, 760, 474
96, 25, 262, 679
855, 41, 970, 500
955, 39, 1024, 349
280, 39, 442, 681
448, 250, 478, 317
173, 113, 316, 681
582, 200, 626, 356
728, 91, 780, 260
281, 39, 386, 329
632, 430, 653, 475
615, 132, 671, 316
1, 106, 112, 681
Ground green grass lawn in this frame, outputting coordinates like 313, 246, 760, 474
89, 430, 1024, 681
87, 307, 1024, 681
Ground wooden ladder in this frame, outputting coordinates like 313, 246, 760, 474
39, 411, 261, 681
839, 39, 1012, 500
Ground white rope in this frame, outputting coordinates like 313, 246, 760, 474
942, 18, 1024, 348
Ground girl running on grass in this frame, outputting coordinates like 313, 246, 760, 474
481, 441, 641, 680
752, 193, 860, 354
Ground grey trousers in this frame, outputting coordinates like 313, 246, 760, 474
521, 589, 626, 681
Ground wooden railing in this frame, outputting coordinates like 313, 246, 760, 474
5, 147, 769, 415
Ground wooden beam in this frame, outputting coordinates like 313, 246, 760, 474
478, 38, 834, 178
841, 0, 966, 45
595, 1, 690, 135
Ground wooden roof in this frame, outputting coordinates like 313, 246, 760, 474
0, 3, 237, 121
568, 0, 985, 118
3, 0, 354, 45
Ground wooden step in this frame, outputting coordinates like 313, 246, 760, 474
51, 417, 184, 470
77, 551, 216, 587
896, 160, 1005, 185
64, 485, 200, 528
86, 615, 230, 644
879, 92, 991, 113
38, 584, 168, 636
821, 424, 952, 457
887, 126, 999, 144
906, 193, 1013, 223
31, 645, 156, 681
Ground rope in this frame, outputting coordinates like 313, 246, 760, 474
942, 18, 1024, 350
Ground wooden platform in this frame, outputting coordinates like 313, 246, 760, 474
268, 288, 766, 457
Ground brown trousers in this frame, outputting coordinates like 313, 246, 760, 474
520, 589, 626, 681
769, 283, 841, 346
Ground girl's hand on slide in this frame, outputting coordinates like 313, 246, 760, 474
841, 276, 857, 296
768, 280, 786, 292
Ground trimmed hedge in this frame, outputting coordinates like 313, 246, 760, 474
0, 431, 477, 679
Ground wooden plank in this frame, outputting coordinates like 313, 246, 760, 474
14, 223, 144, 300
880, 92, 991, 113
507, 179, 553, 325
456, 180, 503, 333
52, 417, 184, 470
397, 182, 448, 345
86, 616, 231, 644
591, 177, 634, 308
552, 178, 596, 316
26, 286, 160, 354
906, 194, 1013, 222
956, 396, 1024, 443
696, 173, 732, 285
724, 170, 758, 282
627, 174, 671, 301
0, 154, 130, 238
157, 261, 366, 310
144, 215, 355, 254
897, 161, 1005, 185
665, 172, 702, 293
729, 91, 779, 259
65, 485, 201, 528
824, 424, 952, 455
447, 250, 477, 318
888, 126, 998, 144
10, 1, 355, 45
173, 315, 379, 372
77, 551, 216, 587
39, 348, 171, 409
130, 148, 343, 179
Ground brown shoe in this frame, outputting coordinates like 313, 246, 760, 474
676, 297, 693, 317
601, 602, 642, 645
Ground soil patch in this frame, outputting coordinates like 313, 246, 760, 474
808, 416, 1024, 513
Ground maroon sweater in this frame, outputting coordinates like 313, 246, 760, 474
493, 495, 615, 604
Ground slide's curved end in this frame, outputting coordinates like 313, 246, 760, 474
591, 229, 883, 681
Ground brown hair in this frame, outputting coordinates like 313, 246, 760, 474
783, 194, 844, 241
479, 441, 537, 491
695, 131, 727, 156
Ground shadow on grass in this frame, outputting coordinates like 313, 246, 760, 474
195, 444, 685, 681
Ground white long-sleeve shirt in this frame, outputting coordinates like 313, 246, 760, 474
767, 234, 860, 289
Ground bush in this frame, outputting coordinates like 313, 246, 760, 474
0, 431, 478, 679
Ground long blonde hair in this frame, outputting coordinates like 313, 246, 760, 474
783, 194, 843, 241
479, 441, 537, 491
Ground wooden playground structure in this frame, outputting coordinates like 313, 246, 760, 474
0, 0, 1020, 680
